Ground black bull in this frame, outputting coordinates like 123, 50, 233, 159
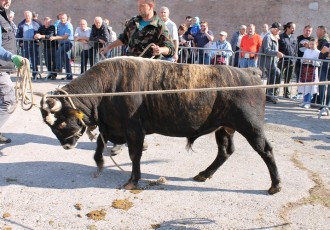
40, 56, 281, 194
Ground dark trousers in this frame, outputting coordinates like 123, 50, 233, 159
233, 47, 240, 67
266, 66, 282, 96
318, 63, 330, 106
80, 48, 93, 74
44, 47, 56, 73
278, 59, 295, 97
22, 41, 39, 77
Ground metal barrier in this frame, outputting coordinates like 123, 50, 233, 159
234, 50, 330, 109
14, 38, 330, 111
15, 38, 123, 79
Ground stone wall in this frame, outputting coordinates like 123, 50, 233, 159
11, 0, 329, 39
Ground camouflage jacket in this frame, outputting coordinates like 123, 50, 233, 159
118, 12, 174, 59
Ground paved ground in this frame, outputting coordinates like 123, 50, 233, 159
0, 78, 329, 229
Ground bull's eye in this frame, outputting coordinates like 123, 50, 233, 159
59, 122, 67, 129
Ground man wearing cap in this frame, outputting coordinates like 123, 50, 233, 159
34, 17, 57, 79
0, 0, 24, 143
210, 30, 232, 65
259, 22, 284, 103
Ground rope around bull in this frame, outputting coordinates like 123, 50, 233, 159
45, 81, 330, 98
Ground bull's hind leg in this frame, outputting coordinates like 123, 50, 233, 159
124, 122, 145, 190
194, 127, 235, 182
242, 128, 281, 195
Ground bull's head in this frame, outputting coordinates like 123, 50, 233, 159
40, 97, 86, 149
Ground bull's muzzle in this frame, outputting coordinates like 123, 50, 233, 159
62, 143, 77, 150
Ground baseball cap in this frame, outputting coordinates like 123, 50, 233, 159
219, 31, 227, 36
270, 22, 283, 30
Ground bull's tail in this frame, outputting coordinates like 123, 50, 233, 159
186, 136, 198, 151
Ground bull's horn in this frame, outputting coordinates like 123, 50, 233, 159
50, 99, 62, 112
45, 98, 62, 112
33, 92, 45, 97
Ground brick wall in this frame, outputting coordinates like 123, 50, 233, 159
11, 0, 329, 40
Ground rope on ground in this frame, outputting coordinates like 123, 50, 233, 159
44, 81, 330, 99
15, 58, 35, 111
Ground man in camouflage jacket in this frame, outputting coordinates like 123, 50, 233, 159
100, 0, 174, 155
100, 0, 174, 59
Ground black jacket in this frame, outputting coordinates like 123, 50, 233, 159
89, 22, 109, 49
0, 8, 16, 70
278, 32, 297, 57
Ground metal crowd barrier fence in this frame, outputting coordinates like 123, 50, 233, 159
232, 50, 330, 108
14, 38, 330, 110
15, 38, 123, 79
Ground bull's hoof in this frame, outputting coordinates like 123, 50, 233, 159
268, 183, 282, 195
193, 174, 208, 182
96, 161, 104, 171
93, 169, 102, 178
124, 182, 138, 190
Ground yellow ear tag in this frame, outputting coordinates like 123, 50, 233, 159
75, 111, 84, 120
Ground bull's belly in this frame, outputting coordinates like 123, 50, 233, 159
144, 116, 223, 137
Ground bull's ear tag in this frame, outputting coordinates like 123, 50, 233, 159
75, 111, 84, 120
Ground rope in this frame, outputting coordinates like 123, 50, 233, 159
15, 58, 35, 111
99, 133, 127, 173
44, 81, 330, 99
138, 43, 155, 59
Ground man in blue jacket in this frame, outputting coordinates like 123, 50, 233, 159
0, 0, 24, 144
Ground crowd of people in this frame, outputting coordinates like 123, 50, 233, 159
12, 10, 117, 79
173, 17, 330, 115
1, 0, 330, 146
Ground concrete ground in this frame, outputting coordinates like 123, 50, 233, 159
0, 78, 329, 229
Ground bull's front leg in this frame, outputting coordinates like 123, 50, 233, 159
123, 123, 145, 190
93, 134, 105, 174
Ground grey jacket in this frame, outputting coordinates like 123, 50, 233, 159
259, 32, 279, 70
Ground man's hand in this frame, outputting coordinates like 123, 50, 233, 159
11, 55, 24, 68
173, 53, 178, 62
151, 44, 161, 56
100, 46, 109, 54
187, 34, 194, 40
277, 52, 284, 59
34, 33, 41, 39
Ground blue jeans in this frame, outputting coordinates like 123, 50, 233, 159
21, 41, 39, 76
55, 42, 73, 76
304, 93, 312, 104
318, 63, 330, 106
239, 58, 257, 68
